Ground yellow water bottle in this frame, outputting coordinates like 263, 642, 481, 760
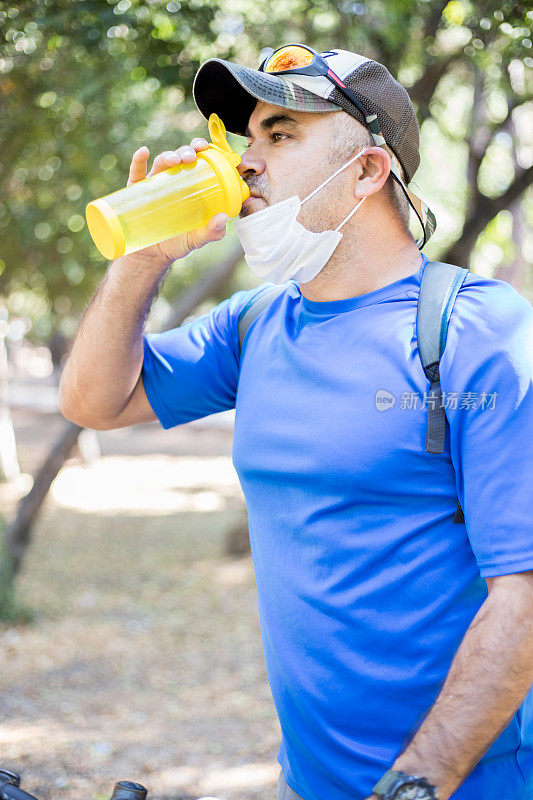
85, 113, 250, 260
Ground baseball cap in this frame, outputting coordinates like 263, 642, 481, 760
193, 48, 420, 184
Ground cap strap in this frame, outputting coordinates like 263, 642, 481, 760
383, 143, 436, 249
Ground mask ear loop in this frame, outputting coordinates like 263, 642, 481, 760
334, 195, 367, 232
301, 147, 370, 206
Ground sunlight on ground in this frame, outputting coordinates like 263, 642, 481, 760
0, 719, 84, 760
215, 559, 252, 586
197, 762, 280, 793
0, 721, 68, 748
1, 718, 279, 795
50, 454, 243, 514
157, 761, 280, 793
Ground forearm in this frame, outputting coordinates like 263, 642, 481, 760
59, 252, 171, 425
387, 573, 533, 800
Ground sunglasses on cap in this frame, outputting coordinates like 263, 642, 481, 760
258, 44, 436, 249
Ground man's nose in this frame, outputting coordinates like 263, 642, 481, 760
237, 146, 265, 178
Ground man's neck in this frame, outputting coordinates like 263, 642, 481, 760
299, 225, 423, 302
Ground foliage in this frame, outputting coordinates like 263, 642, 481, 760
0, 0, 532, 342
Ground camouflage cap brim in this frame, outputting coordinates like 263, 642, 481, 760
192, 58, 341, 137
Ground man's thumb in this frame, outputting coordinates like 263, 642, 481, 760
213, 213, 229, 232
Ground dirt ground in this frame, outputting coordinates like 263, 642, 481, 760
0, 409, 282, 800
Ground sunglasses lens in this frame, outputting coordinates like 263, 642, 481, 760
265, 46, 314, 73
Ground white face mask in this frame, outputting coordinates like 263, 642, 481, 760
232, 148, 368, 285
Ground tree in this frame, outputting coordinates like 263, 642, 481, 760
1, 0, 531, 348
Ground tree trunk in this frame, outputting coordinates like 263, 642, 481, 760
494, 119, 527, 292
494, 197, 527, 292
0, 333, 20, 482
441, 164, 533, 267
4, 421, 82, 576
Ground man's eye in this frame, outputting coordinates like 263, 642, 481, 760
244, 132, 288, 149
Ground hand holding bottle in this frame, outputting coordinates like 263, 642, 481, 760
124, 138, 230, 265
85, 114, 250, 265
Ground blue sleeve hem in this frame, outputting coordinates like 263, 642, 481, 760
478, 558, 533, 578
141, 336, 177, 430
140, 283, 283, 430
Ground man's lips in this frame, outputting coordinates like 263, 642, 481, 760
242, 193, 263, 206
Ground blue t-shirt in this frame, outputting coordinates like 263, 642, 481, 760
142, 252, 533, 800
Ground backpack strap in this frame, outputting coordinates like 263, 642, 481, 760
416, 260, 469, 524
238, 284, 287, 353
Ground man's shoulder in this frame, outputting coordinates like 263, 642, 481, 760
451, 270, 532, 337
439, 269, 533, 380
230, 280, 297, 322
237, 280, 297, 306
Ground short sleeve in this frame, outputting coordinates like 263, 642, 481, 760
439, 275, 533, 577
142, 283, 269, 429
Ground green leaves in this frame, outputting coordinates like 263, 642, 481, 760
1, 0, 531, 343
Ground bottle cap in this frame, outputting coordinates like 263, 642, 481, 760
197, 113, 250, 217
86, 197, 126, 260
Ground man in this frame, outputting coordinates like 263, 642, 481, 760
59, 46, 533, 800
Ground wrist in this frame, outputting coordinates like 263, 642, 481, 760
373, 769, 439, 800
392, 755, 449, 800
105, 255, 172, 302
110, 251, 173, 279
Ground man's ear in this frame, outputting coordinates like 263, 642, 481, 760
354, 146, 391, 199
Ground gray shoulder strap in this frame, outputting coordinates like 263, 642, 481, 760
417, 260, 469, 525
417, 260, 469, 371
416, 260, 469, 456
238, 284, 286, 353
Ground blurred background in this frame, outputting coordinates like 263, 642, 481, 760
0, 1, 532, 799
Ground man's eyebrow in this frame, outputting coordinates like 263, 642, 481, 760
245, 114, 300, 138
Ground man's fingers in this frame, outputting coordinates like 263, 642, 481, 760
127, 146, 149, 187
190, 137, 209, 150
148, 150, 181, 177
128, 139, 209, 185
147, 145, 200, 177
